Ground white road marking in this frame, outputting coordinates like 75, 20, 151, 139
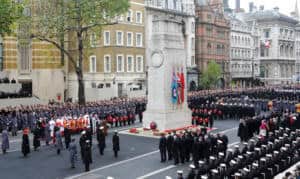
136, 165, 176, 179
65, 150, 159, 179
219, 127, 238, 134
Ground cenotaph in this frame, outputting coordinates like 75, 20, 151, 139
143, 3, 192, 131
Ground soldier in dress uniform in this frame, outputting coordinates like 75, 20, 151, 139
159, 133, 167, 162
97, 126, 106, 155
166, 132, 174, 161
177, 170, 184, 179
186, 164, 196, 179
83, 140, 92, 172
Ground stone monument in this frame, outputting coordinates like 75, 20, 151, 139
143, 1, 193, 131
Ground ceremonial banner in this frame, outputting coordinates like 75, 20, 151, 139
171, 71, 178, 104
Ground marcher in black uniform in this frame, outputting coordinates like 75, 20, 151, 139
33, 126, 41, 151
173, 135, 180, 165
22, 129, 30, 157
112, 131, 120, 158
166, 132, 174, 160
79, 131, 87, 162
83, 140, 92, 172
159, 133, 167, 162
64, 126, 71, 149
97, 126, 106, 155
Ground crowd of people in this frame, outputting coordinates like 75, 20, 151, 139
0, 97, 146, 134
173, 114, 300, 179
1, 122, 120, 172
159, 128, 229, 166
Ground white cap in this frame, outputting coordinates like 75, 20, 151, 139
107, 177, 114, 179
220, 163, 226, 167
81, 131, 86, 135
230, 160, 237, 164
261, 145, 267, 148
243, 168, 250, 172
177, 170, 183, 174
260, 158, 266, 162
218, 152, 225, 156
165, 176, 172, 179
268, 142, 274, 145
243, 142, 248, 145
246, 151, 252, 155
274, 151, 279, 154
266, 154, 272, 158
189, 164, 196, 169
284, 133, 289, 137
238, 155, 243, 159
234, 172, 242, 176
211, 169, 219, 174
254, 147, 261, 151
253, 163, 259, 167
199, 160, 205, 164
210, 156, 216, 160
100, 126, 104, 130
201, 176, 208, 179
217, 140, 223, 144
234, 145, 239, 148
250, 139, 255, 143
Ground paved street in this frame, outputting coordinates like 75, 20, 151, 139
0, 120, 239, 179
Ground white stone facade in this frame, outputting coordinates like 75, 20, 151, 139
143, 1, 192, 130
228, 13, 260, 87
242, 9, 299, 85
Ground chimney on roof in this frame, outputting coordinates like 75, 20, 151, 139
249, 2, 254, 13
259, 5, 264, 11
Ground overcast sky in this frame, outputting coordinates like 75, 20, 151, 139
228, 0, 298, 16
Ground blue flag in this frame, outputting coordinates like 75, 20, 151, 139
171, 72, 178, 104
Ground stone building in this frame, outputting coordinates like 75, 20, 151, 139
195, 0, 231, 88
0, 3, 65, 102
242, 7, 299, 85
67, 0, 146, 101
227, 13, 260, 87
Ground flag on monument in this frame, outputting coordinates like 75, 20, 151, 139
180, 68, 185, 103
171, 72, 178, 104
177, 72, 182, 104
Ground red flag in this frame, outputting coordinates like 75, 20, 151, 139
180, 68, 185, 103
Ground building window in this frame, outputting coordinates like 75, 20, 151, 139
91, 82, 97, 88
127, 32, 133, 46
136, 55, 143, 72
89, 55, 97, 73
127, 55, 134, 72
105, 83, 111, 88
191, 56, 195, 66
207, 43, 212, 54
191, 22, 195, 33
104, 55, 111, 73
191, 38, 195, 49
206, 27, 212, 36
127, 10, 132, 22
116, 54, 124, 72
264, 29, 270, 38
118, 15, 124, 22
136, 33, 143, 47
90, 33, 97, 47
136, 11, 142, 24
104, 31, 110, 46
97, 83, 104, 88
116, 31, 123, 46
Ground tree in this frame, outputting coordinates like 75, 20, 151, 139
0, 0, 23, 36
27, 0, 129, 105
200, 61, 222, 89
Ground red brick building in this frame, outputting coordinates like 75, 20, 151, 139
195, 0, 231, 87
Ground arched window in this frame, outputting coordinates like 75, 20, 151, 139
207, 43, 212, 54
285, 45, 289, 57
280, 45, 284, 57
290, 46, 294, 57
